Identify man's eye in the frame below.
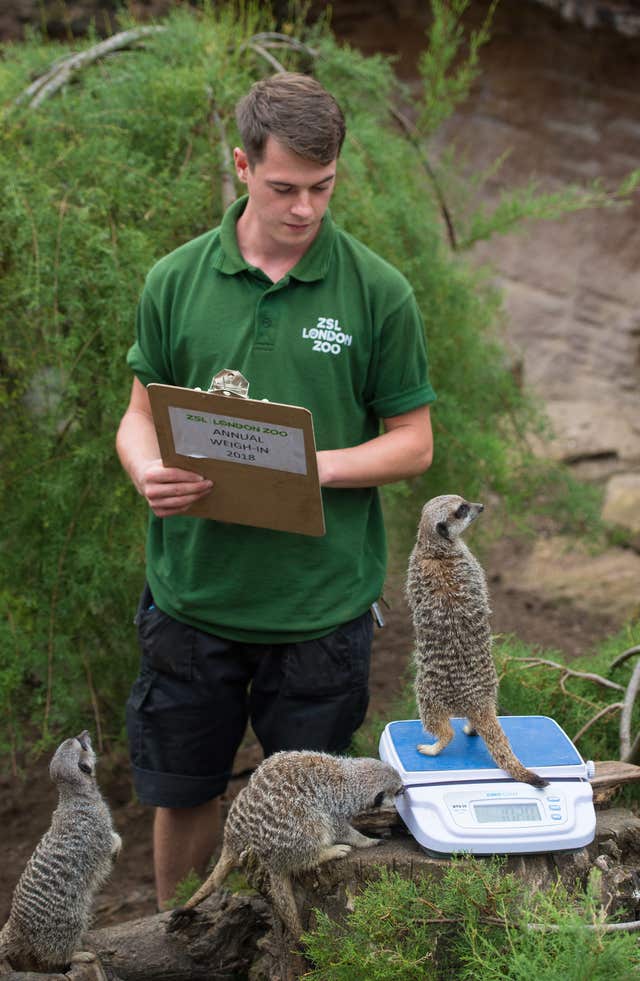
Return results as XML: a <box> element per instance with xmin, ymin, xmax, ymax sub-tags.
<box><xmin>271</xmin><ymin>186</ymin><xmax>292</xmax><ymax>194</ymax></box>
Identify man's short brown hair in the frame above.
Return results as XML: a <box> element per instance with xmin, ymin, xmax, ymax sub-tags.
<box><xmin>235</xmin><ymin>72</ymin><xmax>346</xmax><ymax>167</ymax></box>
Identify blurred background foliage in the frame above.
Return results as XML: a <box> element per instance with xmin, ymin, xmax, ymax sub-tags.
<box><xmin>1</xmin><ymin>1</ymin><xmax>636</xmax><ymax>758</ymax></box>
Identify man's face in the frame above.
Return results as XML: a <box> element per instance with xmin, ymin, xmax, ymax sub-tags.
<box><xmin>234</xmin><ymin>136</ymin><xmax>337</xmax><ymax>249</ymax></box>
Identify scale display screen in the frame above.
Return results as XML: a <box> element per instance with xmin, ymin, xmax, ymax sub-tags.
<box><xmin>473</xmin><ymin>802</ymin><xmax>542</xmax><ymax>824</ymax></box>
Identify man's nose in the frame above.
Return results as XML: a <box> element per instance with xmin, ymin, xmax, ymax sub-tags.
<box><xmin>291</xmin><ymin>192</ymin><xmax>313</xmax><ymax>218</ymax></box>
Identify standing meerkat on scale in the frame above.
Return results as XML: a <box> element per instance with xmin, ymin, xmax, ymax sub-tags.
<box><xmin>407</xmin><ymin>495</ymin><xmax>548</xmax><ymax>789</ymax></box>
<box><xmin>0</xmin><ymin>731</ymin><xmax>122</xmax><ymax>974</ymax></box>
<box><xmin>169</xmin><ymin>750</ymin><xmax>403</xmax><ymax>938</ymax></box>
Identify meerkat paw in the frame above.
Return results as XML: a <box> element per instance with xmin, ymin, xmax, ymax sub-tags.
<box><xmin>338</xmin><ymin>824</ymin><xmax>382</xmax><ymax>849</ymax></box>
<box><xmin>71</xmin><ymin>951</ymin><xmax>97</xmax><ymax>963</ymax></box>
<box><xmin>110</xmin><ymin>832</ymin><xmax>123</xmax><ymax>863</ymax></box>
<box><xmin>317</xmin><ymin>843</ymin><xmax>352</xmax><ymax>865</ymax></box>
<box><xmin>417</xmin><ymin>742</ymin><xmax>442</xmax><ymax>756</ymax></box>
<box><xmin>67</xmin><ymin>953</ymin><xmax>107</xmax><ymax>981</ymax></box>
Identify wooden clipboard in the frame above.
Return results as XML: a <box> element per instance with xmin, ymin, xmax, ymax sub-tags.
<box><xmin>148</xmin><ymin>382</ymin><xmax>325</xmax><ymax>537</ymax></box>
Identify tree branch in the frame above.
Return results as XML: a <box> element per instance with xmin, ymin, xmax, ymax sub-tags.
<box><xmin>610</xmin><ymin>644</ymin><xmax>640</xmax><ymax>671</ymax></box>
<box><xmin>620</xmin><ymin>657</ymin><xmax>640</xmax><ymax>761</ymax></box>
<box><xmin>572</xmin><ymin>703</ymin><xmax>623</xmax><ymax>744</ymax></box>
<box><xmin>513</xmin><ymin>657</ymin><xmax>626</xmax><ymax>692</ymax></box>
<box><xmin>18</xmin><ymin>27</ymin><xmax>167</xmax><ymax>108</ymax></box>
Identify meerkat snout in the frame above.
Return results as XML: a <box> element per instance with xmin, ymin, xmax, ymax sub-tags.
<box><xmin>418</xmin><ymin>495</ymin><xmax>484</xmax><ymax>545</ymax></box>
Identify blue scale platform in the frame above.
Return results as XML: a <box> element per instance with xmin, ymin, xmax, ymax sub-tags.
<box><xmin>386</xmin><ymin>716</ymin><xmax>583</xmax><ymax>777</ymax></box>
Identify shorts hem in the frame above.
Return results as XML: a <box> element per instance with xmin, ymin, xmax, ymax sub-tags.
<box><xmin>130</xmin><ymin>764</ymin><xmax>228</xmax><ymax>808</ymax></box>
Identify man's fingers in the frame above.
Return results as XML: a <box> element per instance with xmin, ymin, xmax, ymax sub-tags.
<box><xmin>146</xmin><ymin>464</ymin><xmax>210</xmax><ymax>484</ymax></box>
<box><xmin>151</xmin><ymin>493</ymin><xmax>210</xmax><ymax>517</ymax></box>
<box><xmin>148</xmin><ymin>479</ymin><xmax>212</xmax><ymax>501</ymax></box>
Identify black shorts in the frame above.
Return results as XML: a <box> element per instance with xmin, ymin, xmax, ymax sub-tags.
<box><xmin>126</xmin><ymin>587</ymin><xmax>373</xmax><ymax>808</ymax></box>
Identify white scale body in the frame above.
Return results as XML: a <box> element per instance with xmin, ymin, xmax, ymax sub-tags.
<box><xmin>379</xmin><ymin>716</ymin><xmax>596</xmax><ymax>855</ymax></box>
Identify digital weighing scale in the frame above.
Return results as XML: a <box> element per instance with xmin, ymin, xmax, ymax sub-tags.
<box><xmin>379</xmin><ymin>716</ymin><xmax>596</xmax><ymax>855</ymax></box>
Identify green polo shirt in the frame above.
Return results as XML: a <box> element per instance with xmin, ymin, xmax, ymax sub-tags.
<box><xmin>127</xmin><ymin>196</ymin><xmax>436</xmax><ymax>642</ymax></box>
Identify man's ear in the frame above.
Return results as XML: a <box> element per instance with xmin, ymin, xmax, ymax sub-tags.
<box><xmin>234</xmin><ymin>147</ymin><xmax>250</xmax><ymax>183</ymax></box>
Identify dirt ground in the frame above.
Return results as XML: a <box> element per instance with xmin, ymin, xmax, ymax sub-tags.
<box><xmin>0</xmin><ymin>536</ymin><xmax>621</xmax><ymax>932</ymax></box>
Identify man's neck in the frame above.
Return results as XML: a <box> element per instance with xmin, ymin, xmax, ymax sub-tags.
<box><xmin>235</xmin><ymin>209</ymin><xmax>318</xmax><ymax>283</ymax></box>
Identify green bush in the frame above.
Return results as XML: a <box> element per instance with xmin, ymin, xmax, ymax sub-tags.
<box><xmin>1</xmin><ymin>2</ymin><xmax>635</xmax><ymax>755</ymax></box>
<box><xmin>301</xmin><ymin>859</ymin><xmax>640</xmax><ymax>979</ymax></box>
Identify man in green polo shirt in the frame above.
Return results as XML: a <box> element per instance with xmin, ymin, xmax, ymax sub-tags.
<box><xmin>116</xmin><ymin>72</ymin><xmax>435</xmax><ymax>907</ymax></box>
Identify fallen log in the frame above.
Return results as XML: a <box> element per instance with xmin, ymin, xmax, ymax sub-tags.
<box><xmin>87</xmin><ymin>890</ymin><xmax>273</xmax><ymax>981</ymax></box>
<box><xmin>79</xmin><ymin>803</ymin><xmax>640</xmax><ymax>981</ymax></box>
<box><xmin>592</xmin><ymin>760</ymin><xmax>640</xmax><ymax>804</ymax></box>
<box><xmin>76</xmin><ymin>793</ymin><xmax>640</xmax><ymax>981</ymax></box>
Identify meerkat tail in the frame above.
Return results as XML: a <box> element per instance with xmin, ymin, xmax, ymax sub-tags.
<box><xmin>470</xmin><ymin>711</ymin><xmax>548</xmax><ymax>788</ymax></box>
<box><xmin>182</xmin><ymin>843</ymin><xmax>238</xmax><ymax>911</ymax></box>
<box><xmin>167</xmin><ymin>843</ymin><xmax>239</xmax><ymax>932</ymax></box>
<box><xmin>268</xmin><ymin>871</ymin><xmax>303</xmax><ymax>939</ymax></box>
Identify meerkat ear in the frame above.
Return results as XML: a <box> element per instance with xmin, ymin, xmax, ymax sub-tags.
<box><xmin>436</xmin><ymin>521</ymin><xmax>450</xmax><ymax>540</ymax></box>
<box><xmin>78</xmin><ymin>762</ymin><xmax>92</xmax><ymax>775</ymax></box>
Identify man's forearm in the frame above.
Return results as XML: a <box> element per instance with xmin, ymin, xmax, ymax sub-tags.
<box><xmin>116</xmin><ymin>408</ymin><xmax>163</xmax><ymax>494</ymax></box>
<box><xmin>317</xmin><ymin>410</ymin><xmax>433</xmax><ymax>488</ymax></box>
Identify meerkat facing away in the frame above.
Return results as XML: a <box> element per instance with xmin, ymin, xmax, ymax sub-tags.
<box><xmin>168</xmin><ymin>750</ymin><xmax>403</xmax><ymax>938</ymax></box>
<box><xmin>407</xmin><ymin>495</ymin><xmax>548</xmax><ymax>789</ymax></box>
<box><xmin>0</xmin><ymin>731</ymin><xmax>122</xmax><ymax>973</ymax></box>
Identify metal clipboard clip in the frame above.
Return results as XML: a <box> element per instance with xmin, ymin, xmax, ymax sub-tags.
<box><xmin>207</xmin><ymin>369</ymin><xmax>250</xmax><ymax>399</ymax></box>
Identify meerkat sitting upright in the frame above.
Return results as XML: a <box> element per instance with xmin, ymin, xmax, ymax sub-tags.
<box><xmin>0</xmin><ymin>731</ymin><xmax>122</xmax><ymax>973</ymax></box>
<box><xmin>168</xmin><ymin>750</ymin><xmax>403</xmax><ymax>938</ymax></box>
<box><xmin>407</xmin><ymin>495</ymin><xmax>547</xmax><ymax>789</ymax></box>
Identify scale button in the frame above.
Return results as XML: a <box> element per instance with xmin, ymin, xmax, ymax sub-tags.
<box><xmin>547</xmin><ymin>796</ymin><xmax>561</xmax><ymax>802</ymax></box>
<box><xmin>551</xmin><ymin>814</ymin><xmax>563</xmax><ymax>821</ymax></box>
<box><xmin>549</xmin><ymin>804</ymin><xmax>561</xmax><ymax>812</ymax></box>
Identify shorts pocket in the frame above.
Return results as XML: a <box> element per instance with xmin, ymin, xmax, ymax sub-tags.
<box><xmin>281</xmin><ymin>612</ymin><xmax>373</xmax><ymax>698</ymax></box>
<box><xmin>127</xmin><ymin>672</ymin><xmax>154</xmax><ymax>712</ymax></box>
<box><xmin>137</xmin><ymin>606</ymin><xmax>194</xmax><ymax>682</ymax></box>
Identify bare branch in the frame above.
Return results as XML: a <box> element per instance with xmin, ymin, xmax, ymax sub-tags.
<box><xmin>610</xmin><ymin>644</ymin><xmax>640</xmax><ymax>671</ymax></box>
<box><xmin>620</xmin><ymin>657</ymin><xmax>640</xmax><ymax>760</ymax></box>
<box><xmin>248</xmin><ymin>32</ymin><xmax>319</xmax><ymax>56</ymax></box>
<box><xmin>513</xmin><ymin>657</ymin><xmax>626</xmax><ymax>692</ymax></box>
<box><xmin>572</xmin><ymin>703</ymin><xmax>623</xmax><ymax>744</ymax></box>
<box><xmin>528</xmin><ymin>918</ymin><xmax>640</xmax><ymax>934</ymax></box>
<box><xmin>207</xmin><ymin>100</ymin><xmax>237</xmax><ymax>212</ymax></box>
<box><xmin>82</xmin><ymin>648</ymin><xmax>104</xmax><ymax>753</ymax></box>
<box><xmin>389</xmin><ymin>106</ymin><xmax>458</xmax><ymax>251</ymax></box>
<box><xmin>18</xmin><ymin>26</ymin><xmax>167</xmax><ymax>108</ymax></box>
<box><xmin>242</xmin><ymin>42</ymin><xmax>287</xmax><ymax>74</ymax></box>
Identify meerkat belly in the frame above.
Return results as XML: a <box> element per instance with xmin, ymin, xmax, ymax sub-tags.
<box><xmin>415</xmin><ymin>607</ymin><xmax>497</xmax><ymax>710</ymax></box>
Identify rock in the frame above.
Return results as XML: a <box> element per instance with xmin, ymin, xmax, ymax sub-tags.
<box><xmin>512</xmin><ymin>535</ymin><xmax>640</xmax><ymax>621</ymax></box>
<box><xmin>539</xmin><ymin>401</ymin><xmax>640</xmax><ymax>466</ymax></box>
<box><xmin>602</xmin><ymin>473</ymin><xmax>640</xmax><ymax>542</ymax></box>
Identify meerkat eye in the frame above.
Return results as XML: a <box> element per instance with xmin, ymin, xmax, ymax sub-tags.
<box><xmin>455</xmin><ymin>503</ymin><xmax>470</xmax><ymax>519</ymax></box>
<box><xmin>78</xmin><ymin>762</ymin><xmax>92</xmax><ymax>775</ymax></box>
<box><xmin>373</xmin><ymin>791</ymin><xmax>385</xmax><ymax>808</ymax></box>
